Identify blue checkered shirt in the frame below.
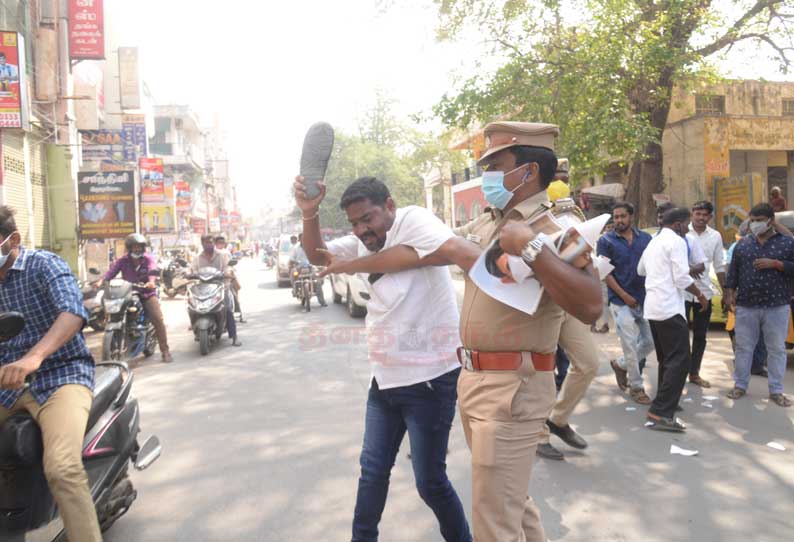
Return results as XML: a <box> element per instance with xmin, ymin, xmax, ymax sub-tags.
<box><xmin>0</xmin><ymin>248</ymin><xmax>95</xmax><ymax>407</ymax></box>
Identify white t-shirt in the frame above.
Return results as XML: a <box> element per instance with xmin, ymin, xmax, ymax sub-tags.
<box><xmin>638</xmin><ymin>227</ymin><xmax>694</xmax><ymax>321</ymax></box>
<box><xmin>326</xmin><ymin>206</ymin><xmax>460</xmax><ymax>389</ymax></box>
<box><xmin>685</xmin><ymin>224</ymin><xmax>726</xmax><ymax>301</ymax></box>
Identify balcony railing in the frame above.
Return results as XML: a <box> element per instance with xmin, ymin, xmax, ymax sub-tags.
<box><xmin>451</xmin><ymin>164</ymin><xmax>483</xmax><ymax>185</ymax></box>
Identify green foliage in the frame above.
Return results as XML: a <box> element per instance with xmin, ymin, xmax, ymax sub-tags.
<box><xmin>432</xmin><ymin>0</ymin><xmax>794</xmax><ymax>180</ymax></box>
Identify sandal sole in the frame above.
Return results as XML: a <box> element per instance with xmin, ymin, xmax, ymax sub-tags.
<box><xmin>300</xmin><ymin>122</ymin><xmax>335</xmax><ymax>199</ymax></box>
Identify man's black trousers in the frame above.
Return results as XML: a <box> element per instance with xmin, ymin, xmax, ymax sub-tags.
<box><xmin>649</xmin><ymin>315</ymin><xmax>691</xmax><ymax>418</ymax></box>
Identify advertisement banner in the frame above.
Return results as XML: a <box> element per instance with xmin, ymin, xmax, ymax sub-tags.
<box><xmin>68</xmin><ymin>0</ymin><xmax>105</xmax><ymax>60</ymax></box>
<box><xmin>0</xmin><ymin>32</ymin><xmax>26</xmax><ymax>129</ymax></box>
<box><xmin>140</xmin><ymin>157</ymin><xmax>165</xmax><ymax>202</ymax></box>
<box><xmin>81</xmin><ymin>130</ymin><xmax>124</xmax><ymax>162</ymax></box>
<box><xmin>118</xmin><ymin>46</ymin><xmax>140</xmax><ymax>109</ymax></box>
<box><xmin>77</xmin><ymin>170</ymin><xmax>135</xmax><ymax>239</ymax></box>
<box><xmin>192</xmin><ymin>218</ymin><xmax>207</xmax><ymax>234</ymax></box>
<box><xmin>714</xmin><ymin>173</ymin><xmax>767</xmax><ymax>244</ymax></box>
<box><xmin>220</xmin><ymin>210</ymin><xmax>230</xmax><ymax>229</ymax></box>
<box><xmin>175</xmin><ymin>179</ymin><xmax>191</xmax><ymax>211</ymax></box>
<box><xmin>209</xmin><ymin>217</ymin><xmax>221</xmax><ymax>232</ymax></box>
<box><xmin>121</xmin><ymin>113</ymin><xmax>147</xmax><ymax>161</ymax></box>
<box><xmin>230</xmin><ymin>211</ymin><xmax>242</xmax><ymax>229</ymax></box>
<box><xmin>141</xmin><ymin>202</ymin><xmax>176</xmax><ymax>234</ymax></box>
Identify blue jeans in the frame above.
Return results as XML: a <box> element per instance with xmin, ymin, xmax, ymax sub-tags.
<box><xmin>352</xmin><ymin>369</ymin><xmax>471</xmax><ymax>542</ymax></box>
<box><xmin>734</xmin><ymin>305</ymin><xmax>788</xmax><ymax>394</ymax></box>
<box><xmin>611</xmin><ymin>303</ymin><xmax>656</xmax><ymax>390</ymax></box>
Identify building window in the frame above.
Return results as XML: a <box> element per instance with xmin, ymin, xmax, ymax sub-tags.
<box><xmin>456</xmin><ymin>203</ymin><xmax>468</xmax><ymax>227</ymax></box>
<box><xmin>471</xmin><ymin>201</ymin><xmax>482</xmax><ymax>218</ymax></box>
<box><xmin>783</xmin><ymin>99</ymin><xmax>794</xmax><ymax>116</ymax></box>
<box><xmin>695</xmin><ymin>95</ymin><xmax>726</xmax><ymax>115</ymax></box>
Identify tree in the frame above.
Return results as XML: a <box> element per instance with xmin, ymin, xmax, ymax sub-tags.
<box><xmin>432</xmin><ymin>0</ymin><xmax>794</xmax><ymax>224</ymax></box>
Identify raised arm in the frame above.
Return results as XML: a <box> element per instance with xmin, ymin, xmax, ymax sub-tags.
<box><xmin>293</xmin><ymin>175</ymin><xmax>329</xmax><ymax>265</ymax></box>
<box><xmin>498</xmin><ymin>221</ymin><xmax>602</xmax><ymax>324</ymax></box>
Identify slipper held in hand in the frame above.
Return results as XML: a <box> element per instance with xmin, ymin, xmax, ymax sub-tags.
<box><xmin>300</xmin><ymin>122</ymin><xmax>335</xmax><ymax>199</ymax></box>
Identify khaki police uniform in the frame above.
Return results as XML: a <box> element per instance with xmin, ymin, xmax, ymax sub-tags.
<box><xmin>453</xmin><ymin>121</ymin><xmax>564</xmax><ymax>542</ymax></box>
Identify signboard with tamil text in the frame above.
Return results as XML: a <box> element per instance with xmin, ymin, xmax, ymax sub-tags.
<box><xmin>0</xmin><ymin>32</ymin><xmax>28</xmax><ymax>129</ymax></box>
<box><xmin>69</xmin><ymin>0</ymin><xmax>105</xmax><ymax>60</ymax></box>
<box><xmin>77</xmin><ymin>170</ymin><xmax>135</xmax><ymax>239</ymax></box>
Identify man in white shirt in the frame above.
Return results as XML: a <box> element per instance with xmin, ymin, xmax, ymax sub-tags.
<box><xmin>685</xmin><ymin>201</ymin><xmax>726</xmax><ymax>388</ymax></box>
<box><xmin>638</xmin><ymin>207</ymin><xmax>709</xmax><ymax>432</ymax></box>
<box><xmin>294</xmin><ymin>175</ymin><xmax>480</xmax><ymax>542</ymax></box>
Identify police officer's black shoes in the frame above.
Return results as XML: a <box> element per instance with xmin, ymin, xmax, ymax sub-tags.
<box><xmin>546</xmin><ymin>420</ymin><xmax>588</xmax><ymax>449</ymax></box>
<box><xmin>536</xmin><ymin>443</ymin><xmax>564</xmax><ymax>460</ymax></box>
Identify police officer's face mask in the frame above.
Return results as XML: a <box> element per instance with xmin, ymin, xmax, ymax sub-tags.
<box><xmin>481</xmin><ymin>163</ymin><xmax>531</xmax><ymax>210</ymax></box>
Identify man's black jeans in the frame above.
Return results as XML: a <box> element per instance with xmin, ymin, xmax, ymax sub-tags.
<box><xmin>649</xmin><ymin>315</ymin><xmax>691</xmax><ymax>418</ymax></box>
<box><xmin>685</xmin><ymin>300</ymin><xmax>712</xmax><ymax>376</ymax></box>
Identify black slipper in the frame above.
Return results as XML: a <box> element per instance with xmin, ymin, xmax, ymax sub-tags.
<box><xmin>646</xmin><ymin>415</ymin><xmax>686</xmax><ymax>432</ymax></box>
<box><xmin>300</xmin><ymin>122</ymin><xmax>335</xmax><ymax>199</ymax></box>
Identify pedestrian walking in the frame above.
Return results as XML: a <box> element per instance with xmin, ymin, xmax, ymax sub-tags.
<box><xmin>294</xmin><ymin>175</ymin><xmax>479</xmax><ymax>542</ymax></box>
<box><xmin>685</xmin><ymin>201</ymin><xmax>726</xmax><ymax>388</ymax></box>
<box><xmin>638</xmin><ymin>207</ymin><xmax>709</xmax><ymax>431</ymax></box>
<box><xmin>597</xmin><ymin>202</ymin><xmax>656</xmax><ymax>404</ymax></box>
<box><xmin>724</xmin><ymin>203</ymin><xmax>794</xmax><ymax>407</ymax></box>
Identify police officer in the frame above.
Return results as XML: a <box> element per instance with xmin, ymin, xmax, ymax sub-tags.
<box><xmin>454</xmin><ymin>122</ymin><xmax>602</xmax><ymax>541</ymax></box>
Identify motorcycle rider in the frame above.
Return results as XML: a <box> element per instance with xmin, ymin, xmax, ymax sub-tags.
<box><xmin>192</xmin><ymin>234</ymin><xmax>241</xmax><ymax>346</ymax></box>
<box><xmin>215</xmin><ymin>235</ymin><xmax>245</xmax><ymax>323</ymax></box>
<box><xmin>96</xmin><ymin>233</ymin><xmax>173</xmax><ymax>363</ymax></box>
<box><xmin>290</xmin><ymin>233</ymin><xmax>327</xmax><ymax>307</ymax></box>
<box><xmin>0</xmin><ymin>205</ymin><xmax>103</xmax><ymax>542</ymax></box>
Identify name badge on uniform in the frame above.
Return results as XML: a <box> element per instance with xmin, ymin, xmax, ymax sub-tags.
<box><xmin>465</xmin><ymin>233</ymin><xmax>482</xmax><ymax>244</ymax></box>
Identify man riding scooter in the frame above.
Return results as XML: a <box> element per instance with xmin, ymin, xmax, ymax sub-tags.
<box><xmin>192</xmin><ymin>234</ymin><xmax>241</xmax><ymax>346</ymax></box>
<box><xmin>0</xmin><ymin>205</ymin><xmax>103</xmax><ymax>542</ymax></box>
<box><xmin>95</xmin><ymin>233</ymin><xmax>173</xmax><ymax>363</ymax></box>
<box><xmin>289</xmin><ymin>233</ymin><xmax>327</xmax><ymax>307</ymax></box>
<box><xmin>215</xmin><ymin>235</ymin><xmax>245</xmax><ymax>323</ymax></box>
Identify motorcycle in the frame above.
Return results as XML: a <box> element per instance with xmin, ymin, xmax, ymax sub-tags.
<box><xmin>161</xmin><ymin>255</ymin><xmax>191</xmax><ymax>298</ymax></box>
<box><xmin>0</xmin><ymin>311</ymin><xmax>162</xmax><ymax>541</ymax></box>
<box><xmin>186</xmin><ymin>266</ymin><xmax>228</xmax><ymax>355</ymax></box>
<box><xmin>291</xmin><ymin>264</ymin><xmax>322</xmax><ymax>312</ymax></box>
<box><xmin>79</xmin><ymin>268</ymin><xmax>105</xmax><ymax>332</ymax></box>
<box><xmin>100</xmin><ymin>279</ymin><xmax>158</xmax><ymax>361</ymax></box>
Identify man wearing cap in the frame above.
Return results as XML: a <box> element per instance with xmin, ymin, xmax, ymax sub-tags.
<box><xmin>454</xmin><ymin>121</ymin><xmax>601</xmax><ymax>541</ymax></box>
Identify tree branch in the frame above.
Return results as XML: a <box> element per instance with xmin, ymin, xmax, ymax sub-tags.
<box><xmin>695</xmin><ymin>0</ymin><xmax>785</xmax><ymax>57</ymax></box>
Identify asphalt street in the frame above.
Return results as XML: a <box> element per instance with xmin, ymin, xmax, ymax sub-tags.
<box><xmin>100</xmin><ymin>258</ymin><xmax>794</xmax><ymax>542</ymax></box>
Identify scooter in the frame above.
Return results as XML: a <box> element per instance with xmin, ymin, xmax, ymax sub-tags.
<box><xmin>186</xmin><ymin>267</ymin><xmax>228</xmax><ymax>355</ymax></box>
<box><xmin>161</xmin><ymin>254</ymin><xmax>191</xmax><ymax>298</ymax></box>
<box><xmin>100</xmin><ymin>279</ymin><xmax>157</xmax><ymax>361</ymax></box>
<box><xmin>0</xmin><ymin>311</ymin><xmax>162</xmax><ymax>541</ymax></box>
<box><xmin>79</xmin><ymin>268</ymin><xmax>105</xmax><ymax>332</ymax></box>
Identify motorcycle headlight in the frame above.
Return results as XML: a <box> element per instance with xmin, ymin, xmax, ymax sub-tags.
<box><xmin>103</xmin><ymin>298</ymin><xmax>125</xmax><ymax>314</ymax></box>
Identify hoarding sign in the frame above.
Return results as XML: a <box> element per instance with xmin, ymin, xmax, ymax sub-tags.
<box><xmin>140</xmin><ymin>157</ymin><xmax>164</xmax><ymax>202</ymax></box>
<box><xmin>81</xmin><ymin>129</ymin><xmax>124</xmax><ymax>162</ymax></box>
<box><xmin>175</xmin><ymin>178</ymin><xmax>191</xmax><ymax>211</ymax></box>
<box><xmin>141</xmin><ymin>202</ymin><xmax>176</xmax><ymax>234</ymax></box>
<box><xmin>713</xmin><ymin>173</ymin><xmax>767</xmax><ymax>244</ymax></box>
<box><xmin>68</xmin><ymin>0</ymin><xmax>105</xmax><ymax>60</ymax></box>
<box><xmin>192</xmin><ymin>218</ymin><xmax>207</xmax><ymax>234</ymax></box>
<box><xmin>0</xmin><ymin>32</ymin><xmax>27</xmax><ymax>129</ymax></box>
<box><xmin>121</xmin><ymin>113</ymin><xmax>146</xmax><ymax>161</ymax></box>
<box><xmin>118</xmin><ymin>46</ymin><xmax>140</xmax><ymax>109</ymax></box>
<box><xmin>77</xmin><ymin>170</ymin><xmax>135</xmax><ymax>239</ymax></box>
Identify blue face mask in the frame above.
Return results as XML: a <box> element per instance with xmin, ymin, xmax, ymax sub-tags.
<box><xmin>481</xmin><ymin>164</ymin><xmax>530</xmax><ymax>210</ymax></box>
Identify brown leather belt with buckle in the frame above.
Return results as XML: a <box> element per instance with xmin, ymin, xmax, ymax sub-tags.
<box><xmin>456</xmin><ymin>347</ymin><xmax>555</xmax><ymax>372</ymax></box>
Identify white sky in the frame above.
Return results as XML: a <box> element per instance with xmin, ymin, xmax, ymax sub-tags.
<box><xmin>106</xmin><ymin>0</ymin><xmax>792</xmax><ymax>217</ymax></box>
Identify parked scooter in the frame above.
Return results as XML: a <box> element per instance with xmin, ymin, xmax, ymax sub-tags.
<box><xmin>186</xmin><ymin>266</ymin><xmax>228</xmax><ymax>355</ymax></box>
<box><xmin>79</xmin><ymin>267</ymin><xmax>105</xmax><ymax>331</ymax></box>
<box><xmin>291</xmin><ymin>264</ymin><xmax>323</xmax><ymax>312</ymax></box>
<box><xmin>161</xmin><ymin>254</ymin><xmax>191</xmax><ymax>298</ymax></box>
<box><xmin>0</xmin><ymin>311</ymin><xmax>162</xmax><ymax>541</ymax></box>
<box><xmin>100</xmin><ymin>279</ymin><xmax>157</xmax><ymax>361</ymax></box>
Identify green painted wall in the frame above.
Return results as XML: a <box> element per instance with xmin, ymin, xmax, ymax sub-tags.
<box><xmin>46</xmin><ymin>144</ymin><xmax>79</xmax><ymax>272</ymax></box>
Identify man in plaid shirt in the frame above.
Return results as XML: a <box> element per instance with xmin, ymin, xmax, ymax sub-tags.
<box><xmin>0</xmin><ymin>206</ymin><xmax>101</xmax><ymax>541</ymax></box>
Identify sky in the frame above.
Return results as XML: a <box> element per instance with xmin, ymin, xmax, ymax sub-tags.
<box><xmin>106</xmin><ymin>0</ymin><xmax>793</xmax><ymax>217</ymax></box>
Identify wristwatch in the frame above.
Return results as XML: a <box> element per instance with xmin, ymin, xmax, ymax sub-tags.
<box><xmin>521</xmin><ymin>237</ymin><xmax>546</xmax><ymax>266</ymax></box>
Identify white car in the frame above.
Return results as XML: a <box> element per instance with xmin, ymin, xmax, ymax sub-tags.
<box><xmin>329</xmin><ymin>273</ymin><xmax>368</xmax><ymax>318</ymax></box>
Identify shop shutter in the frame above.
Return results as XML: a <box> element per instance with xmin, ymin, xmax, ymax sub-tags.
<box><xmin>2</xmin><ymin>132</ymin><xmax>30</xmax><ymax>245</ymax></box>
<box><xmin>29</xmin><ymin>138</ymin><xmax>50</xmax><ymax>248</ymax></box>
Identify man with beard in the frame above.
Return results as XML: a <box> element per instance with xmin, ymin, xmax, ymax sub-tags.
<box><xmin>598</xmin><ymin>202</ymin><xmax>656</xmax><ymax>404</ymax></box>
<box><xmin>294</xmin><ymin>175</ymin><xmax>479</xmax><ymax>542</ymax></box>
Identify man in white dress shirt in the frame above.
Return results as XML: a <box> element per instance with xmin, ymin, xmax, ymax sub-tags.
<box><xmin>294</xmin><ymin>175</ymin><xmax>480</xmax><ymax>542</ymax></box>
<box><xmin>685</xmin><ymin>201</ymin><xmax>726</xmax><ymax>388</ymax></box>
<box><xmin>638</xmin><ymin>207</ymin><xmax>709</xmax><ymax>432</ymax></box>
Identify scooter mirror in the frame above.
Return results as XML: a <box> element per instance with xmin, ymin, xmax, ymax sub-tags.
<box><xmin>0</xmin><ymin>312</ymin><xmax>25</xmax><ymax>342</ymax></box>
<box><xmin>228</xmin><ymin>259</ymin><xmax>238</xmax><ymax>267</ymax></box>
<box><xmin>88</xmin><ymin>267</ymin><xmax>101</xmax><ymax>275</ymax></box>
